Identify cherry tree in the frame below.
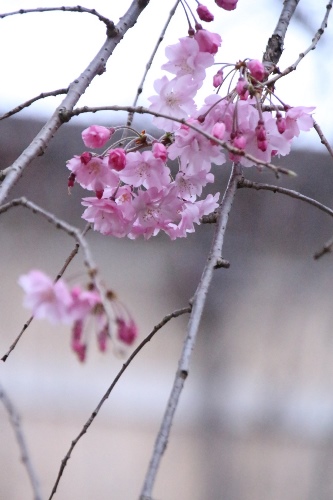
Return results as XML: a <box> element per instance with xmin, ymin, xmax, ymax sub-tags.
<box><xmin>0</xmin><ymin>0</ymin><xmax>333</xmax><ymax>498</ymax></box>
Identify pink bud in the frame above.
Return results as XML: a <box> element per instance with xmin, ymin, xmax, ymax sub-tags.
<box><xmin>213</xmin><ymin>69</ymin><xmax>223</xmax><ymax>88</ymax></box>
<box><xmin>215</xmin><ymin>0</ymin><xmax>238</xmax><ymax>10</ymax></box>
<box><xmin>233</xmin><ymin>134</ymin><xmax>246</xmax><ymax>149</ymax></box>
<box><xmin>117</xmin><ymin>318</ymin><xmax>138</xmax><ymax>345</ymax></box>
<box><xmin>255</xmin><ymin>120</ymin><xmax>266</xmax><ymax>141</ymax></box>
<box><xmin>276</xmin><ymin>113</ymin><xmax>286</xmax><ymax>134</ymax></box>
<box><xmin>236</xmin><ymin>77</ymin><xmax>249</xmax><ymax>100</ymax></box>
<box><xmin>108</xmin><ymin>148</ymin><xmax>127</xmax><ymax>171</ymax></box>
<box><xmin>257</xmin><ymin>139</ymin><xmax>268</xmax><ymax>152</ymax></box>
<box><xmin>80</xmin><ymin>152</ymin><xmax>92</xmax><ymax>165</ymax></box>
<box><xmin>197</xmin><ymin>4</ymin><xmax>214</xmax><ymax>22</ymax></box>
<box><xmin>247</xmin><ymin>59</ymin><xmax>265</xmax><ymax>82</ymax></box>
<box><xmin>212</xmin><ymin>122</ymin><xmax>226</xmax><ymax>140</ymax></box>
<box><xmin>97</xmin><ymin>325</ymin><xmax>108</xmax><ymax>352</ymax></box>
<box><xmin>82</xmin><ymin>125</ymin><xmax>112</xmax><ymax>149</ymax></box>
<box><xmin>152</xmin><ymin>142</ymin><xmax>168</xmax><ymax>162</ymax></box>
<box><xmin>68</xmin><ymin>172</ymin><xmax>75</xmax><ymax>188</ymax></box>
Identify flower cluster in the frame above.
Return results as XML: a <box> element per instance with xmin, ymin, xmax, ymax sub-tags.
<box><xmin>19</xmin><ymin>270</ymin><xmax>137</xmax><ymax>361</ymax></box>
<box><xmin>66</xmin><ymin>8</ymin><xmax>314</xmax><ymax>242</ymax></box>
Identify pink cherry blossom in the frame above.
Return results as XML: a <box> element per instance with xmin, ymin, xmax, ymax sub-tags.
<box><xmin>284</xmin><ymin>106</ymin><xmax>315</xmax><ymax>138</ymax></box>
<box><xmin>118</xmin><ymin>150</ymin><xmax>170</xmax><ymax>190</ymax></box>
<box><xmin>82</xmin><ymin>125</ymin><xmax>112</xmax><ymax>149</ymax></box>
<box><xmin>174</xmin><ymin>170</ymin><xmax>214</xmax><ymax>201</ymax></box>
<box><xmin>162</xmin><ymin>36</ymin><xmax>214</xmax><ymax>87</ymax></box>
<box><xmin>152</xmin><ymin>142</ymin><xmax>168</xmax><ymax>162</ymax></box>
<box><xmin>194</xmin><ymin>29</ymin><xmax>222</xmax><ymax>55</ymax></box>
<box><xmin>82</xmin><ymin>197</ymin><xmax>134</xmax><ymax>238</ymax></box>
<box><xmin>67</xmin><ymin>154</ymin><xmax>119</xmax><ymax>196</ymax></box>
<box><xmin>19</xmin><ymin>270</ymin><xmax>73</xmax><ymax>324</ymax></box>
<box><xmin>148</xmin><ymin>75</ymin><xmax>198</xmax><ymax>132</ymax></box>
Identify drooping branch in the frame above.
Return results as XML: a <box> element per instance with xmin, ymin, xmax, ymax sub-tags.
<box><xmin>0</xmin><ymin>0</ymin><xmax>150</xmax><ymax>204</ymax></box>
<box><xmin>238</xmin><ymin>179</ymin><xmax>333</xmax><ymax>219</ymax></box>
<box><xmin>140</xmin><ymin>163</ymin><xmax>243</xmax><ymax>499</ymax></box>
<box><xmin>0</xmin><ymin>383</ymin><xmax>42</xmax><ymax>500</ymax></box>
<box><xmin>48</xmin><ymin>305</ymin><xmax>191</xmax><ymax>500</ymax></box>
<box><xmin>263</xmin><ymin>0</ymin><xmax>300</xmax><ymax>71</ymax></box>
<box><xmin>0</xmin><ymin>6</ymin><xmax>114</xmax><ymax>31</ymax></box>
<box><xmin>313</xmin><ymin>120</ymin><xmax>333</xmax><ymax>160</ymax></box>
<box><xmin>314</xmin><ymin>236</ymin><xmax>333</xmax><ymax>260</ymax></box>
<box><xmin>0</xmin><ymin>88</ymin><xmax>68</xmax><ymax>122</ymax></box>
<box><xmin>266</xmin><ymin>0</ymin><xmax>333</xmax><ymax>86</ymax></box>
<box><xmin>65</xmin><ymin>104</ymin><xmax>296</xmax><ymax>177</ymax></box>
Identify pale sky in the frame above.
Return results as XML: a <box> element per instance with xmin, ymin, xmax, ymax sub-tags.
<box><xmin>0</xmin><ymin>0</ymin><xmax>332</xmax><ymax>151</ymax></box>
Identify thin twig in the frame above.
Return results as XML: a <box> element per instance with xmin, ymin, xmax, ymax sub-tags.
<box><xmin>0</xmin><ymin>88</ymin><xmax>68</xmax><ymax>121</ymax></box>
<box><xmin>127</xmin><ymin>0</ymin><xmax>180</xmax><ymax>127</ymax></box>
<box><xmin>263</xmin><ymin>0</ymin><xmax>300</xmax><ymax>71</ymax></box>
<box><xmin>0</xmin><ymin>383</ymin><xmax>42</xmax><ymax>500</ymax></box>
<box><xmin>0</xmin><ymin>6</ymin><xmax>114</xmax><ymax>31</ymax></box>
<box><xmin>48</xmin><ymin>305</ymin><xmax>191</xmax><ymax>500</ymax></box>
<box><xmin>314</xmin><ymin>236</ymin><xmax>333</xmax><ymax>260</ymax></box>
<box><xmin>313</xmin><ymin>120</ymin><xmax>333</xmax><ymax>160</ymax></box>
<box><xmin>266</xmin><ymin>0</ymin><xmax>333</xmax><ymax>86</ymax></box>
<box><xmin>67</xmin><ymin>104</ymin><xmax>296</xmax><ymax>177</ymax></box>
<box><xmin>238</xmin><ymin>179</ymin><xmax>333</xmax><ymax>218</ymax></box>
<box><xmin>140</xmin><ymin>164</ymin><xmax>242</xmax><ymax>498</ymax></box>
<box><xmin>1</xmin><ymin>223</ymin><xmax>91</xmax><ymax>362</ymax></box>
<box><xmin>0</xmin><ymin>0</ymin><xmax>150</xmax><ymax>205</ymax></box>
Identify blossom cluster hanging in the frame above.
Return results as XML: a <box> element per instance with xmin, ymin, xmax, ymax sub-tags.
<box><xmin>19</xmin><ymin>0</ymin><xmax>315</xmax><ymax>360</ymax></box>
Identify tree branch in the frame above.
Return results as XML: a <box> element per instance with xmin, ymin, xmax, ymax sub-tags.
<box><xmin>263</xmin><ymin>0</ymin><xmax>300</xmax><ymax>71</ymax></box>
<box><xmin>0</xmin><ymin>6</ymin><xmax>114</xmax><ymax>31</ymax></box>
<box><xmin>0</xmin><ymin>383</ymin><xmax>42</xmax><ymax>500</ymax></box>
<box><xmin>238</xmin><ymin>179</ymin><xmax>333</xmax><ymax>218</ymax></box>
<box><xmin>66</xmin><ymin>104</ymin><xmax>296</xmax><ymax>177</ymax></box>
<box><xmin>0</xmin><ymin>88</ymin><xmax>68</xmax><ymax>122</ymax></box>
<box><xmin>0</xmin><ymin>0</ymin><xmax>150</xmax><ymax>205</ymax></box>
<box><xmin>266</xmin><ymin>0</ymin><xmax>333</xmax><ymax>86</ymax></box>
<box><xmin>48</xmin><ymin>305</ymin><xmax>191</xmax><ymax>500</ymax></box>
<box><xmin>139</xmin><ymin>163</ymin><xmax>242</xmax><ymax>499</ymax></box>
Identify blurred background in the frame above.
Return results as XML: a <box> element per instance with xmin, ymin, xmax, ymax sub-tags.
<box><xmin>1</xmin><ymin>1</ymin><xmax>333</xmax><ymax>499</ymax></box>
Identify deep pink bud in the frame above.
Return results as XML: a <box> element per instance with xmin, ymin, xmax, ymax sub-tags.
<box><xmin>68</xmin><ymin>172</ymin><xmax>76</xmax><ymax>188</ymax></box>
<box><xmin>80</xmin><ymin>152</ymin><xmax>92</xmax><ymax>165</ymax></box>
<box><xmin>276</xmin><ymin>113</ymin><xmax>286</xmax><ymax>134</ymax></box>
<box><xmin>236</xmin><ymin>77</ymin><xmax>249</xmax><ymax>100</ymax></box>
<box><xmin>257</xmin><ymin>139</ymin><xmax>268</xmax><ymax>152</ymax></box>
<box><xmin>247</xmin><ymin>59</ymin><xmax>265</xmax><ymax>82</ymax></box>
<box><xmin>71</xmin><ymin>320</ymin><xmax>87</xmax><ymax>362</ymax></box>
<box><xmin>233</xmin><ymin>134</ymin><xmax>246</xmax><ymax>149</ymax></box>
<box><xmin>117</xmin><ymin>318</ymin><xmax>138</xmax><ymax>345</ymax></box>
<box><xmin>108</xmin><ymin>148</ymin><xmax>126</xmax><ymax>171</ymax></box>
<box><xmin>213</xmin><ymin>69</ymin><xmax>223</xmax><ymax>88</ymax></box>
<box><xmin>97</xmin><ymin>325</ymin><xmax>108</xmax><ymax>352</ymax></box>
<box><xmin>215</xmin><ymin>0</ymin><xmax>238</xmax><ymax>10</ymax></box>
<box><xmin>255</xmin><ymin>120</ymin><xmax>266</xmax><ymax>141</ymax></box>
<box><xmin>197</xmin><ymin>4</ymin><xmax>214</xmax><ymax>22</ymax></box>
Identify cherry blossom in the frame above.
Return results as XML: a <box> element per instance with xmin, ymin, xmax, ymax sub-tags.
<box><xmin>81</xmin><ymin>125</ymin><xmax>113</xmax><ymax>149</ymax></box>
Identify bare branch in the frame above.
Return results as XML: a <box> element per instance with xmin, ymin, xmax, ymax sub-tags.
<box><xmin>263</xmin><ymin>0</ymin><xmax>301</xmax><ymax>71</ymax></box>
<box><xmin>266</xmin><ymin>0</ymin><xmax>333</xmax><ymax>85</ymax></box>
<box><xmin>314</xmin><ymin>236</ymin><xmax>333</xmax><ymax>260</ymax></box>
<box><xmin>0</xmin><ymin>0</ymin><xmax>150</xmax><ymax>205</ymax></box>
<box><xmin>313</xmin><ymin>120</ymin><xmax>333</xmax><ymax>160</ymax></box>
<box><xmin>48</xmin><ymin>305</ymin><xmax>191</xmax><ymax>500</ymax></box>
<box><xmin>0</xmin><ymin>6</ymin><xmax>114</xmax><ymax>31</ymax></box>
<box><xmin>127</xmin><ymin>0</ymin><xmax>180</xmax><ymax>127</ymax></box>
<box><xmin>238</xmin><ymin>179</ymin><xmax>333</xmax><ymax>218</ymax></box>
<box><xmin>0</xmin><ymin>88</ymin><xmax>68</xmax><ymax>122</ymax></box>
<box><xmin>67</xmin><ymin>104</ymin><xmax>296</xmax><ymax>177</ymax></box>
<box><xmin>0</xmin><ymin>383</ymin><xmax>42</xmax><ymax>500</ymax></box>
<box><xmin>140</xmin><ymin>163</ymin><xmax>242</xmax><ymax>498</ymax></box>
